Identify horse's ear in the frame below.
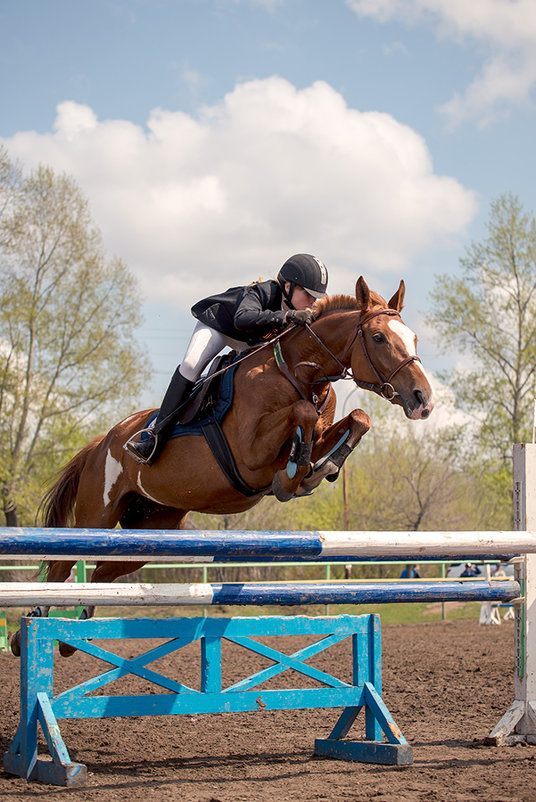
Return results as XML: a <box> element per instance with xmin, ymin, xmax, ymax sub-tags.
<box><xmin>388</xmin><ymin>280</ymin><xmax>405</xmax><ymax>312</ymax></box>
<box><xmin>355</xmin><ymin>276</ymin><xmax>371</xmax><ymax>311</ymax></box>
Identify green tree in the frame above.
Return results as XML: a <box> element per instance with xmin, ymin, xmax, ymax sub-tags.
<box><xmin>426</xmin><ymin>193</ymin><xmax>536</xmax><ymax>462</ymax></box>
<box><xmin>0</xmin><ymin>147</ymin><xmax>150</xmax><ymax>525</ymax></box>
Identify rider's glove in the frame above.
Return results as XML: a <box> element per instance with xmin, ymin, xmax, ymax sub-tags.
<box><xmin>285</xmin><ymin>308</ymin><xmax>315</xmax><ymax>326</ymax></box>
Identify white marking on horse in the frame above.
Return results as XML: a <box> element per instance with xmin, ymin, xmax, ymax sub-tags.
<box><xmin>103</xmin><ymin>449</ymin><xmax>123</xmax><ymax>507</ymax></box>
<box><xmin>388</xmin><ymin>320</ymin><xmax>417</xmax><ymax>355</ymax></box>
<box><xmin>388</xmin><ymin>319</ymin><xmax>429</xmax><ymax>379</ymax></box>
<box><xmin>137</xmin><ymin>471</ymin><xmax>163</xmax><ymax>505</ymax></box>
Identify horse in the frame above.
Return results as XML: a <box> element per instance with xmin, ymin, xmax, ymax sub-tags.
<box><xmin>11</xmin><ymin>276</ymin><xmax>434</xmax><ymax>656</ymax></box>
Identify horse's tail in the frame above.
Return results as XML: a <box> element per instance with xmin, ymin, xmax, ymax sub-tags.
<box><xmin>39</xmin><ymin>435</ymin><xmax>106</xmax><ymax>527</ymax></box>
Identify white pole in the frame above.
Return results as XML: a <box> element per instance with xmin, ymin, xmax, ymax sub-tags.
<box><xmin>489</xmin><ymin>443</ymin><xmax>536</xmax><ymax>744</ymax></box>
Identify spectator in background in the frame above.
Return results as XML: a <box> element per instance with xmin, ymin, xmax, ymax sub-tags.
<box><xmin>400</xmin><ymin>565</ymin><xmax>421</xmax><ymax>579</ymax></box>
<box><xmin>460</xmin><ymin>562</ymin><xmax>482</xmax><ymax>577</ymax></box>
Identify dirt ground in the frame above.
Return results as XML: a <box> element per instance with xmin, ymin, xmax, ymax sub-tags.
<box><xmin>0</xmin><ymin>615</ymin><xmax>535</xmax><ymax>802</ymax></box>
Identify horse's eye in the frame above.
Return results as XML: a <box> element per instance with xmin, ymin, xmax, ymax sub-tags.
<box><xmin>372</xmin><ymin>333</ymin><xmax>385</xmax><ymax>344</ymax></box>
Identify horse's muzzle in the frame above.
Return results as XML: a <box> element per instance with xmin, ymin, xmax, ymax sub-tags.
<box><xmin>404</xmin><ymin>389</ymin><xmax>435</xmax><ymax>420</ymax></box>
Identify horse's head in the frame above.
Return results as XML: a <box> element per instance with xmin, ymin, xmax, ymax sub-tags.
<box><xmin>346</xmin><ymin>276</ymin><xmax>434</xmax><ymax>420</ymax></box>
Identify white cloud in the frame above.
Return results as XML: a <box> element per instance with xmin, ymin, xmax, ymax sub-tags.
<box><xmin>1</xmin><ymin>78</ymin><xmax>475</xmax><ymax>309</ymax></box>
<box><xmin>347</xmin><ymin>0</ymin><xmax>536</xmax><ymax>126</ymax></box>
<box><xmin>335</xmin><ymin>370</ymin><xmax>475</xmax><ymax>435</ymax></box>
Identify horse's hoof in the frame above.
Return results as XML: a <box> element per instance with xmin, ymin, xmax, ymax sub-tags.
<box><xmin>10</xmin><ymin>629</ymin><xmax>21</xmax><ymax>657</ymax></box>
<box><xmin>271</xmin><ymin>473</ymin><xmax>295</xmax><ymax>502</ymax></box>
<box><xmin>58</xmin><ymin>641</ymin><xmax>77</xmax><ymax>657</ymax></box>
<box><xmin>325</xmin><ymin>466</ymin><xmax>340</xmax><ymax>482</ymax></box>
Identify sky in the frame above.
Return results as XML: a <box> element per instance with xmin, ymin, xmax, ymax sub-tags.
<box><xmin>1</xmin><ymin>0</ymin><xmax>535</xmax><ymax>409</ymax></box>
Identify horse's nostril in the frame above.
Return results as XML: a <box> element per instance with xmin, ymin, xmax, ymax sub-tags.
<box><xmin>414</xmin><ymin>390</ymin><xmax>424</xmax><ymax>406</ymax></box>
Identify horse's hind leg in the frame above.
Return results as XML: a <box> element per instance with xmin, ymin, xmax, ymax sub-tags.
<box><xmin>9</xmin><ymin>559</ymin><xmax>78</xmax><ymax>656</ymax></box>
<box><xmin>78</xmin><ymin>559</ymin><xmax>147</xmax><ymax>620</ymax></box>
<box><xmin>54</xmin><ymin>500</ymin><xmax>129</xmax><ymax>655</ymax></box>
<box><xmin>58</xmin><ymin>505</ymin><xmax>189</xmax><ymax>657</ymax></box>
<box><xmin>40</xmin><ymin>559</ymin><xmax>78</xmax><ymax>614</ymax></box>
<box><xmin>55</xmin><ymin>528</ymin><xmax>129</xmax><ymax>657</ymax></box>
<box><xmin>55</xmin><ymin>553</ymin><xmax>144</xmax><ymax>659</ymax></box>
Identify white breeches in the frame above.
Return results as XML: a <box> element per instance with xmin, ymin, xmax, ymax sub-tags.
<box><xmin>179</xmin><ymin>322</ymin><xmax>248</xmax><ymax>382</ymax></box>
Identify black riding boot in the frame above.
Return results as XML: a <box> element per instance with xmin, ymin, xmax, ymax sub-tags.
<box><xmin>126</xmin><ymin>368</ymin><xmax>194</xmax><ymax>464</ymax></box>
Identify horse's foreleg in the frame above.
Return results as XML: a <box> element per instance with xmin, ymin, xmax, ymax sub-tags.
<box><xmin>269</xmin><ymin>400</ymin><xmax>319</xmax><ymax>502</ymax></box>
<box><xmin>297</xmin><ymin>408</ymin><xmax>371</xmax><ymax>495</ymax></box>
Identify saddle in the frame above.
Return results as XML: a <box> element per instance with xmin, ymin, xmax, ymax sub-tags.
<box><xmin>143</xmin><ymin>351</ymin><xmax>267</xmax><ymax>498</ymax></box>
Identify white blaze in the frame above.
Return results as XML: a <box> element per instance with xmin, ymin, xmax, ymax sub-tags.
<box><xmin>387</xmin><ymin>319</ymin><xmax>430</xmax><ymax>381</ymax></box>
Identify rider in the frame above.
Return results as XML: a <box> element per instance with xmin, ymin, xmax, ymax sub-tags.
<box><xmin>126</xmin><ymin>253</ymin><xmax>329</xmax><ymax>464</ymax></box>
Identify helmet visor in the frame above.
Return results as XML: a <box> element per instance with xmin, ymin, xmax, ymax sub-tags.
<box><xmin>303</xmin><ymin>286</ymin><xmax>327</xmax><ymax>299</ymax></box>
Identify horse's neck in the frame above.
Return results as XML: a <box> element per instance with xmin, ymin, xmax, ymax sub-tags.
<box><xmin>286</xmin><ymin>312</ymin><xmax>357</xmax><ymax>372</ymax></box>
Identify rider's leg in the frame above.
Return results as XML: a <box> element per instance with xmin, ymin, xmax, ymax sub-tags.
<box><xmin>126</xmin><ymin>324</ymin><xmax>229</xmax><ymax>464</ymax></box>
<box><xmin>179</xmin><ymin>323</ymin><xmax>231</xmax><ymax>382</ymax></box>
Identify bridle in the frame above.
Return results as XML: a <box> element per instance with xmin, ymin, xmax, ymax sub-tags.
<box><xmin>348</xmin><ymin>307</ymin><xmax>422</xmax><ymax>401</ymax></box>
<box><xmin>274</xmin><ymin>307</ymin><xmax>422</xmax><ymax>407</ymax></box>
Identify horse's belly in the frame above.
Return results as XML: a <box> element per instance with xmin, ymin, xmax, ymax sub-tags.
<box><xmin>132</xmin><ymin>435</ymin><xmax>268</xmax><ymax>514</ymax></box>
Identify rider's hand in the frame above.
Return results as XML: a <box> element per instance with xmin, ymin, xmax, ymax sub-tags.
<box><xmin>285</xmin><ymin>308</ymin><xmax>315</xmax><ymax>326</ymax></box>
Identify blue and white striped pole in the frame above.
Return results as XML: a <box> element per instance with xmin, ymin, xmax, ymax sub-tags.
<box><xmin>0</xmin><ymin>528</ymin><xmax>533</xmax><ymax>561</ymax></box>
<box><xmin>0</xmin><ymin>579</ymin><xmax>521</xmax><ymax>607</ymax></box>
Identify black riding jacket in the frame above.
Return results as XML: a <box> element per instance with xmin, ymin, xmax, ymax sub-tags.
<box><xmin>191</xmin><ymin>280</ymin><xmax>287</xmax><ymax>345</ymax></box>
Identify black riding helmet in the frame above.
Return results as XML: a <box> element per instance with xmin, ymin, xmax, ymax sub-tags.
<box><xmin>277</xmin><ymin>253</ymin><xmax>328</xmax><ymax>309</ymax></box>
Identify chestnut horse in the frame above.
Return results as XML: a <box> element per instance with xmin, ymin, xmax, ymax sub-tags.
<box><xmin>12</xmin><ymin>277</ymin><xmax>433</xmax><ymax>655</ymax></box>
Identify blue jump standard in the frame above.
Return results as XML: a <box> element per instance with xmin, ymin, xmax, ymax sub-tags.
<box><xmin>3</xmin><ymin>614</ymin><xmax>412</xmax><ymax>787</ymax></box>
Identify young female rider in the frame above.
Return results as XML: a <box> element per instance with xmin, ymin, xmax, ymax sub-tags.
<box><xmin>126</xmin><ymin>253</ymin><xmax>329</xmax><ymax>465</ymax></box>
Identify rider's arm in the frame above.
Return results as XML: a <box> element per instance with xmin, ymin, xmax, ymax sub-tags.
<box><xmin>233</xmin><ymin>284</ymin><xmax>287</xmax><ymax>333</ymax></box>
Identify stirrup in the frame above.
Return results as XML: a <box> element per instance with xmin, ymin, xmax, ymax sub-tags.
<box><xmin>124</xmin><ymin>429</ymin><xmax>159</xmax><ymax>465</ymax></box>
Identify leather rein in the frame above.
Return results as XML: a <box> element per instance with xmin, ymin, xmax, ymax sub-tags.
<box><xmin>274</xmin><ymin>307</ymin><xmax>422</xmax><ymax>409</ymax></box>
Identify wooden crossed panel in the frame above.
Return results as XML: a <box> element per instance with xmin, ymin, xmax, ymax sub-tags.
<box><xmin>222</xmin><ymin>632</ymin><xmax>354</xmax><ymax>692</ymax></box>
<box><xmin>52</xmin><ymin>629</ymin><xmax>357</xmax><ymax>709</ymax></box>
<box><xmin>54</xmin><ymin>637</ymin><xmax>202</xmax><ymax>704</ymax></box>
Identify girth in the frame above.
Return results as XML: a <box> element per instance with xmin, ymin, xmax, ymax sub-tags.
<box><xmin>201</xmin><ymin>419</ymin><xmax>269</xmax><ymax>498</ymax></box>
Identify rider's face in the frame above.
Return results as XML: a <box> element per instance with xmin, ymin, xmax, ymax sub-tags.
<box><xmin>283</xmin><ymin>283</ymin><xmax>316</xmax><ymax>310</ymax></box>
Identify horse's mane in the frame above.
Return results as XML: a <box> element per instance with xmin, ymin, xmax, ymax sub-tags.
<box><xmin>314</xmin><ymin>291</ymin><xmax>386</xmax><ymax>317</ymax></box>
